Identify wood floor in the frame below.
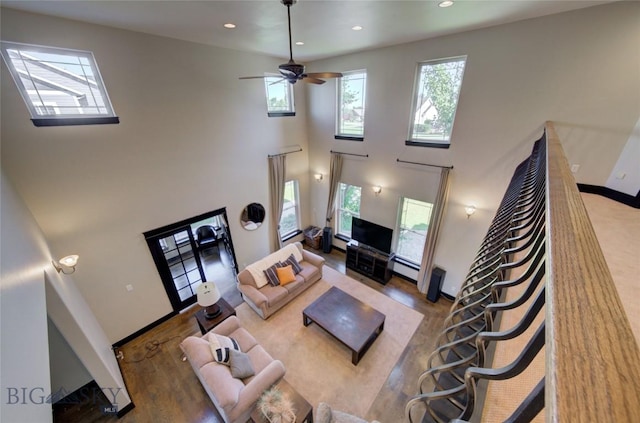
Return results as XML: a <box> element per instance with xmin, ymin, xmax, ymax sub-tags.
<box><xmin>53</xmin><ymin>246</ymin><xmax>450</xmax><ymax>423</ymax></box>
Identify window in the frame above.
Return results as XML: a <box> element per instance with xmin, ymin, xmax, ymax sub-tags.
<box><xmin>336</xmin><ymin>182</ymin><xmax>362</xmax><ymax>237</ymax></box>
<box><xmin>336</xmin><ymin>70</ymin><xmax>366</xmax><ymax>140</ymax></box>
<box><xmin>407</xmin><ymin>57</ymin><xmax>466</xmax><ymax>147</ymax></box>
<box><xmin>396</xmin><ymin>197</ymin><xmax>434</xmax><ymax>265</ymax></box>
<box><xmin>264</xmin><ymin>74</ymin><xmax>295</xmax><ymax>117</ymax></box>
<box><xmin>0</xmin><ymin>41</ymin><xmax>119</xmax><ymax>127</ymax></box>
<box><xmin>279</xmin><ymin>180</ymin><xmax>301</xmax><ymax>238</ymax></box>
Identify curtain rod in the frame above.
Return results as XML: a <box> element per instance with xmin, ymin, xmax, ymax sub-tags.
<box><xmin>268</xmin><ymin>148</ymin><xmax>302</xmax><ymax>158</ymax></box>
<box><xmin>330</xmin><ymin>150</ymin><xmax>369</xmax><ymax>158</ymax></box>
<box><xmin>396</xmin><ymin>158</ymin><xmax>453</xmax><ymax>170</ymax></box>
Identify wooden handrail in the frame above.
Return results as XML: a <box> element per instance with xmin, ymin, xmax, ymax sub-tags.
<box><xmin>545</xmin><ymin>121</ymin><xmax>640</xmax><ymax>421</ymax></box>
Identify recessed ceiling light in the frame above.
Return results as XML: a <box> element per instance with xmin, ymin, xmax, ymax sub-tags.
<box><xmin>352</xmin><ymin>25</ymin><xmax>363</xmax><ymax>31</ymax></box>
<box><xmin>223</xmin><ymin>23</ymin><xmax>236</xmax><ymax>29</ymax></box>
<box><xmin>296</xmin><ymin>41</ymin><xmax>304</xmax><ymax>46</ymax></box>
<box><xmin>438</xmin><ymin>0</ymin><xmax>454</xmax><ymax>7</ymax></box>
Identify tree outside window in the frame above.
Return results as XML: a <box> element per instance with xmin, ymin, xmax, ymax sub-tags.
<box><xmin>396</xmin><ymin>197</ymin><xmax>434</xmax><ymax>264</ymax></box>
<box><xmin>264</xmin><ymin>75</ymin><xmax>295</xmax><ymax>117</ymax></box>
<box><xmin>408</xmin><ymin>57</ymin><xmax>466</xmax><ymax>146</ymax></box>
<box><xmin>336</xmin><ymin>70</ymin><xmax>366</xmax><ymax>139</ymax></box>
<box><xmin>337</xmin><ymin>182</ymin><xmax>362</xmax><ymax>237</ymax></box>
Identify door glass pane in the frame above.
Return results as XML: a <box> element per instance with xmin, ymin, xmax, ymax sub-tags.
<box><xmin>159</xmin><ymin>230</ymin><xmax>202</xmax><ymax>304</ymax></box>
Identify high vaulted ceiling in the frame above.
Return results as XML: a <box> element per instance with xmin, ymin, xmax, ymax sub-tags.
<box><xmin>2</xmin><ymin>0</ymin><xmax>612</xmax><ymax>62</ymax></box>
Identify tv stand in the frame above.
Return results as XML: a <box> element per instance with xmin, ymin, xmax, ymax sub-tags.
<box><xmin>346</xmin><ymin>242</ymin><xmax>394</xmax><ymax>285</ymax></box>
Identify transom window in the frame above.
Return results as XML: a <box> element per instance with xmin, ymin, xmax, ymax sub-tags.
<box><xmin>407</xmin><ymin>57</ymin><xmax>466</xmax><ymax>148</ymax></box>
<box><xmin>265</xmin><ymin>74</ymin><xmax>295</xmax><ymax>117</ymax></box>
<box><xmin>396</xmin><ymin>197</ymin><xmax>434</xmax><ymax>265</ymax></box>
<box><xmin>336</xmin><ymin>182</ymin><xmax>362</xmax><ymax>238</ymax></box>
<box><xmin>0</xmin><ymin>41</ymin><xmax>119</xmax><ymax>127</ymax></box>
<box><xmin>336</xmin><ymin>70</ymin><xmax>367</xmax><ymax>140</ymax></box>
<box><xmin>279</xmin><ymin>180</ymin><xmax>301</xmax><ymax>238</ymax></box>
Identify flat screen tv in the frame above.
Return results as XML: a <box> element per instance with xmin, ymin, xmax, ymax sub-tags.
<box><xmin>351</xmin><ymin>217</ymin><xmax>393</xmax><ymax>254</ymax></box>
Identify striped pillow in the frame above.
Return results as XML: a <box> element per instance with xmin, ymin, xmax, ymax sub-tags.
<box><xmin>281</xmin><ymin>254</ymin><xmax>302</xmax><ymax>275</ymax></box>
<box><xmin>209</xmin><ymin>334</ymin><xmax>241</xmax><ymax>365</ymax></box>
<box><xmin>263</xmin><ymin>262</ymin><xmax>284</xmax><ymax>286</ymax></box>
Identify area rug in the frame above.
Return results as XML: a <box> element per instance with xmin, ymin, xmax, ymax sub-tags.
<box><xmin>235</xmin><ymin>265</ymin><xmax>424</xmax><ymax>417</ymax></box>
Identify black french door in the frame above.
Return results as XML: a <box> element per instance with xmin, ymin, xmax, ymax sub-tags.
<box><xmin>143</xmin><ymin>207</ymin><xmax>238</xmax><ymax>312</ymax></box>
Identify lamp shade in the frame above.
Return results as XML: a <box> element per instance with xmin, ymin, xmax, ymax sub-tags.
<box><xmin>197</xmin><ymin>282</ymin><xmax>221</xmax><ymax>307</ymax></box>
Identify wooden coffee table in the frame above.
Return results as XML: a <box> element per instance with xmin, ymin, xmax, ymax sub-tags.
<box><xmin>303</xmin><ymin>286</ymin><xmax>385</xmax><ymax>365</ymax></box>
<box><xmin>250</xmin><ymin>379</ymin><xmax>313</xmax><ymax>423</ymax></box>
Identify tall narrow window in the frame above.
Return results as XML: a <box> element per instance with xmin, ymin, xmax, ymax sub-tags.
<box><xmin>396</xmin><ymin>197</ymin><xmax>434</xmax><ymax>265</ymax></box>
<box><xmin>407</xmin><ymin>57</ymin><xmax>466</xmax><ymax>148</ymax></box>
<box><xmin>279</xmin><ymin>180</ymin><xmax>301</xmax><ymax>239</ymax></box>
<box><xmin>336</xmin><ymin>182</ymin><xmax>362</xmax><ymax>238</ymax></box>
<box><xmin>264</xmin><ymin>74</ymin><xmax>295</xmax><ymax>117</ymax></box>
<box><xmin>336</xmin><ymin>70</ymin><xmax>366</xmax><ymax>140</ymax></box>
<box><xmin>0</xmin><ymin>41</ymin><xmax>119</xmax><ymax>127</ymax></box>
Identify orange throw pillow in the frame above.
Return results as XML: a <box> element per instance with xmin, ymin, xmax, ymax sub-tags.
<box><xmin>276</xmin><ymin>265</ymin><xmax>296</xmax><ymax>285</ymax></box>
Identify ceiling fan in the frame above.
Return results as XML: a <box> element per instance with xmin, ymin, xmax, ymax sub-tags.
<box><xmin>239</xmin><ymin>0</ymin><xmax>342</xmax><ymax>85</ymax></box>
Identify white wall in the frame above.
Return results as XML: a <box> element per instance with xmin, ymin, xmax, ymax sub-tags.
<box><xmin>306</xmin><ymin>1</ymin><xmax>640</xmax><ymax>295</ymax></box>
<box><xmin>606</xmin><ymin>116</ymin><xmax>640</xmax><ymax>196</ymax></box>
<box><xmin>1</xmin><ymin>8</ymin><xmax>310</xmax><ymax>342</ymax></box>
<box><xmin>1</xmin><ymin>174</ymin><xmax>52</xmax><ymax>422</ymax></box>
<box><xmin>47</xmin><ymin>318</ymin><xmax>92</xmax><ymax>398</ymax></box>
<box><xmin>0</xmin><ymin>171</ymin><xmax>133</xmax><ymax>418</ymax></box>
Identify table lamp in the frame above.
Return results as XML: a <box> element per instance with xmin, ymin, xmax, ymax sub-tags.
<box><xmin>197</xmin><ymin>281</ymin><xmax>222</xmax><ymax>319</ymax></box>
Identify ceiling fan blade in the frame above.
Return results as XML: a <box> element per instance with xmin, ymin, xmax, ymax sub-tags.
<box><xmin>305</xmin><ymin>72</ymin><xmax>343</xmax><ymax>79</ymax></box>
<box><xmin>239</xmin><ymin>76</ymin><xmax>267</xmax><ymax>80</ymax></box>
<box><xmin>302</xmin><ymin>77</ymin><xmax>326</xmax><ymax>85</ymax></box>
<box><xmin>269</xmin><ymin>77</ymin><xmax>286</xmax><ymax>85</ymax></box>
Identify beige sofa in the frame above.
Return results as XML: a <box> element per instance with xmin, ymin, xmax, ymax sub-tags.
<box><xmin>180</xmin><ymin>316</ymin><xmax>286</xmax><ymax>423</ymax></box>
<box><xmin>237</xmin><ymin>242</ymin><xmax>325</xmax><ymax>319</ymax></box>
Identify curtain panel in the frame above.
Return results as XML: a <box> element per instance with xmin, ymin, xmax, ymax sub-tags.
<box><xmin>324</xmin><ymin>152</ymin><xmax>344</xmax><ymax>227</ymax></box>
<box><xmin>268</xmin><ymin>155</ymin><xmax>286</xmax><ymax>251</ymax></box>
<box><xmin>417</xmin><ymin>167</ymin><xmax>451</xmax><ymax>293</ymax></box>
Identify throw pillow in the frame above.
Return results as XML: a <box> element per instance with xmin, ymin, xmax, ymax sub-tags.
<box><xmin>281</xmin><ymin>254</ymin><xmax>302</xmax><ymax>275</ymax></box>
<box><xmin>209</xmin><ymin>334</ymin><xmax>241</xmax><ymax>365</ymax></box>
<box><xmin>263</xmin><ymin>262</ymin><xmax>283</xmax><ymax>286</ymax></box>
<box><xmin>228</xmin><ymin>349</ymin><xmax>255</xmax><ymax>379</ymax></box>
<box><xmin>276</xmin><ymin>265</ymin><xmax>296</xmax><ymax>285</ymax></box>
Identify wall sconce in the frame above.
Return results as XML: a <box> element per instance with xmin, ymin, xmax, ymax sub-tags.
<box><xmin>314</xmin><ymin>173</ymin><xmax>323</xmax><ymax>182</ymax></box>
<box><xmin>52</xmin><ymin>255</ymin><xmax>79</xmax><ymax>274</ymax></box>
<box><xmin>465</xmin><ymin>205</ymin><xmax>476</xmax><ymax>219</ymax></box>
<box><xmin>372</xmin><ymin>186</ymin><xmax>382</xmax><ymax>196</ymax></box>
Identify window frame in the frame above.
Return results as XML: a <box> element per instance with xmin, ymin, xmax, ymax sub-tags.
<box><xmin>336</xmin><ymin>182</ymin><xmax>362</xmax><ymax>238</ymax></box>
<box><xmin>279</xmin><ymin>180</ymin><xmax>301</xmax><ymax>239</ymax></box>
<box><xmin>395</xmin><ymin>197</ymin><xmax>434</xmax><ymax>265</ymax></box>
<box><xmin>335</xmin><ymin>69</ymin><xmax>367</xmax><ymax>141</ymax></box>
<box><xmin>0</xmin><ymin>41</ymin><xmax>119</xmax><ymax>127</ymax></box>
<box><xmin>264</xmin><ymin>74</ymin><xmax>295</xmax><ymax>117</ymax></box>
<box><xmin>406</xmin><ymin>56</ymin><xmax>466</xmax><ymax>148</ymax></box>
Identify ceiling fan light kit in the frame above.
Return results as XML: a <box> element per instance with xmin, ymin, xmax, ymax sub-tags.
<box><xmin>239</xmin><ymin>0</ymin><xmax>342</xmax><ymax>85</ymax></box>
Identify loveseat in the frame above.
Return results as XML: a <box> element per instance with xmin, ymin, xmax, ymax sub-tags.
<box><xmin>237</xmin><ymin>242</ymin><xmax>325</xmax><ymax>319</ymax></box>
<box><xmin>180</xmin><ymin>316</ymin><xmax>286</xmax><ymax>423</ymax></box>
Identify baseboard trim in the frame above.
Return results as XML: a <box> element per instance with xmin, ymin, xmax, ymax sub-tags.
<box><xmin>117</xmin><ymin>401</ymin><xmax>135</xmax><ymax>418</ymax></box>
<box><xmin>578</xmin><ymin>183</ymin><xmax>640</xmax><ymax>209</ymax></box>
<box><xmin>112</xmin><ymin>311</ymin><xmax>177</xmax><ymax>348</ymax></box>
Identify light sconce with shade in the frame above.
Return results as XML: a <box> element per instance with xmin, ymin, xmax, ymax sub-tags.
<box><xmin>197</xmin><ymin>281</ymin><xmax>222</xmax><ymax>319</ymax></box>
<box><xmin>372</xmin><ymin>186</ymin><xmax>382</xmax><ymax>196</ymax></box>
<box><xmin>314</xmin><ymin>173</ymin><xmax>323</xmax><ymax>182</ymax></box>
<box><xmin>52</xmin><ymin>255</ymin><xmax>79</xmax><ymax>274</ymax></box>
<box><xmin>465</xmin><ymin>205</ymin><xmax>476</xmax><ymax>219</ymax></box>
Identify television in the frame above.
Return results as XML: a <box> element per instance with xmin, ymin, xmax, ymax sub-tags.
<box><xmin>351</xmin><ymin>217</ymin><xmax>393</xmax><ymax>254</ymax></box>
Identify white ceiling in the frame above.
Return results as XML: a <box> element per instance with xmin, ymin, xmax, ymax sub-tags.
<box><xmin>2</xmin><ymin>0</ymin><xmax>612</xmax><ymax>62</ymax></box>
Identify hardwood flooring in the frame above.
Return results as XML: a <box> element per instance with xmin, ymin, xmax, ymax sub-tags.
<box><xmin>53</xmin><ymin>246</ymin><xmax>451</xmax><ymax>423</ymax></box>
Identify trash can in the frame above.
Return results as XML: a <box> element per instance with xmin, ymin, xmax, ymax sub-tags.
<box><xmin>322</xmin><ymin>226</ymin><xmax>333</xmax><ymax>253</ymax></box>
<box><xmin>426</xmin><ymin>267</ymin><xmax>446</xmax><ymax>303</ymax></box>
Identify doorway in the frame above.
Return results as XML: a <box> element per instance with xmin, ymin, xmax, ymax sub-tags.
<box><xmin>143</xmin><ymin>207</ymin><xmax>240</xmax><ymax>312</ymax></box>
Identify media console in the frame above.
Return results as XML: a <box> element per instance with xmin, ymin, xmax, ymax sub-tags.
<box><xmin>345</xmin><ymin>241</ymin><xmax>394</xmax><ymax>285</ymax></box>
